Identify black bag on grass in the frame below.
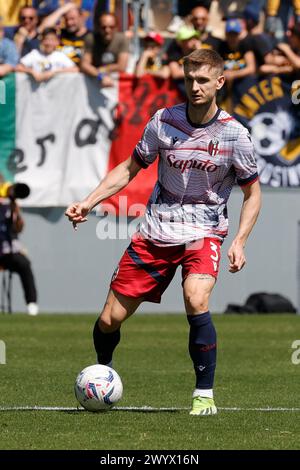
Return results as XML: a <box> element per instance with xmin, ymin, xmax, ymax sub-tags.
<box><xmin>245</xmin><ymin>292</ymin><xmax>296</xmax><ymax>313</ymax></box>
<box><xmin>225</xmin><ymin>292</ymin><xmax>296</xmax><ymax>314</ymax></box>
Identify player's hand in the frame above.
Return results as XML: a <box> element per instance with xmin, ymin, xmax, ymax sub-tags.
<box><xmin>17</xmin><ymin>27</ymin><xmax>29</xmax><ymax>38</ymax></box>
<box><xmin>142</xmin><ymin>49</ymin><xmax>156</xmax><ymax>59</ymax></box>
<box><xmin>31</xmin><ymin>70</ymin><xmax>43</xmax><ymax>82</ymax></box>
<box><xmin>227</xmin><ymin>241</ymin><xmax>246</xmax><ymax>273</ymax></box>
<box><xmin>42</xmin><ymin>70</ymin><xmax>56</xmax><ymax>81</ymax></box>
<box><xmin>101</xmin><ymin>75</ymin><xmax>114</xmax><ymax>88</ymax></box>
<box><xmin>277</xmin><ymin>41</ymin><xmax>292</xmax><ymax>52</ymax></box>
<box><xmin>65</xmin><ymin>202</ymin><xmax>90</xmax><ymax>230</ymax></box>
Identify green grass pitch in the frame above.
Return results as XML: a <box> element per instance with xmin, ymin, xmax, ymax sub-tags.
<box><xmin>0</xmin><ymin>313</ymin><xmax>299</xmax><ymax>450</ymax></box>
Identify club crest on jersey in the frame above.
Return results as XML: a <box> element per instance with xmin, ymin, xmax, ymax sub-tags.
<box><xmin>208</xmin><ymin>138</ymin><xmax>220</xmax><ymax>157</ymax></box>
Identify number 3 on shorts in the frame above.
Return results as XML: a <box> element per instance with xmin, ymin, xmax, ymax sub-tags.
<box><xmin>210</xmin><ymin>241</ymin><xmax>219</xmax><ymax>272</ymax></box>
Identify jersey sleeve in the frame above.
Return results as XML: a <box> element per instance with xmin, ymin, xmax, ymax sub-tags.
<box><xmin>132</xmin><ymin>112</ymin><xmax>160</xmax><ymax>168</ymax></box>
<box><xmin>232</xmin><ymin>127</ymin><xmax>259</xmax><ymax>187</ymax></box>
<box><xmin>3</xmin><ymin>39</ymin><xmax>19</xmax><ymax>66</ymax></box>
<box><xmin>117</xmin><ymin>33</ymin><xmax>130</xmax><ymax>53</ymax></box>
<box><xmin>57</xmin><ymin>52</ymin><xmax>75</xmax><ymax>68</ymax></box>
<box><xmin>83</xmin><ymin>33</ymin><xmax>94</xmax><ymax>53</ymax></box>
<box><xmin>20</xmin><ymin>50</ymin><xmax>35</xmax><ymax>68</ymax></box>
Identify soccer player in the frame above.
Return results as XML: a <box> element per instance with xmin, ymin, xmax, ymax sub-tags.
<box><xmin>65</xmin><ymin>49</ymin><xmax>261</xmax><ymax>416</ymax></box>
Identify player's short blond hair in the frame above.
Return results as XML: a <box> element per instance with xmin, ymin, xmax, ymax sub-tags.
<box><xmin>183</xmin><ymin>49</ymin><xmax>224</xmax><ymax>76</ymax></box>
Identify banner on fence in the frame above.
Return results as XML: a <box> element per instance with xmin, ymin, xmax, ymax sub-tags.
<box><xmin>0</xmin><ymin>73</ymin><xmax>181</xmax><ymax>209</ymax></box>
<box><xmin>233</xmin><ymin>75</ymin><xmax>300</xmax><ymax>188</ymax></box>
<box><xmin>0</xmin><ymin>72</ymin><xmax>299</xmax><ymax>212</ymax></box>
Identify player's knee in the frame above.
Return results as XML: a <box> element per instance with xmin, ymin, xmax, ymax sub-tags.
<box><xmin>98</xmin><ymin>315</ymin><xmax>120</xmax><ymax>333</ymax></box>
<box><xmin>99</xmin><ymin>301</ymin><xmax>126</xmax><ymax>332</ymax></box>
<box><xmin>185</xmin><ymin>291</ymin><xmax>209</xmax><ymax>313</ymax></box>
<box><xmin>99</xmin><ymin>291</ymin><xmax>136</xmax><ymax>332</ymax></box>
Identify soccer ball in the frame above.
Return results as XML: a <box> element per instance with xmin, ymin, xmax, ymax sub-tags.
<box><xmin>74</xmin><ymin>364</ymin><xmax>123</xmax><ymax>412</ymax></box>
<box><xmin>250</xmin><ymin>111</ymin><xmax>293</xmax><ymax>157</ymax></box>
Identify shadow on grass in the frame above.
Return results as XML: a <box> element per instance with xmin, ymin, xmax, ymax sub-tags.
<box><xmin>0</xmin><ymin>407</ymin><xmax>182</xmax><ymax>414</ymax></box>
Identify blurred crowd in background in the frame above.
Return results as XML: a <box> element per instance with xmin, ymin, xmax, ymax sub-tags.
<box><xmin>0</xmin><ymin>0</ymin><xmax>300</xmax><ymax>95</ymax></box>
<box><xmin>1</xmin><ymin>1</ymin><xmax>299</xmax><ymax>315</ymax></box>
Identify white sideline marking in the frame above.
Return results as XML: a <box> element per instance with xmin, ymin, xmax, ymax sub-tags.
<box><xmin>0</xmin><ymin>405</ymin><xmax>300</xmax><ymax>412</ymax></box>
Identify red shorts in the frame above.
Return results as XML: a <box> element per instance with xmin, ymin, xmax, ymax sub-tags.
<box><xmin>110</xmin><ymin>235</ymin><xmax>222</xmax><ymax>303</ymax></box>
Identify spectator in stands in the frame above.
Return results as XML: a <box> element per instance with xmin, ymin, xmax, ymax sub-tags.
<box><xmin>240</xmin><ymin>4</ymin><xmax>275</xmax><ymax>70</ymax></box>
<box><xmin>16</xmin><ymin>28</ymin><xmax>78</xmax><ymax>83</ymax></box>
<box><xmin>220</xmin><ymin>19</ymin><xmax>255</xmax><ymax>86</ymax></box>
<box><xmin>259</xmin><ymin>49</ymin><xmax>293</xmax><ymax>75</ymax></box>
<box><xmin>217</xmin><ymin>18</ymin><xmax>256</xmax><ymax>109</ymax></box>
<box><xmin>0</xmin><ymin>16</ymin><xmax>19</xmax><ymax>77</ymax></box>
<box><xmin>265</xmin><ymin>0</ymin><xmax>300</xmax><ymax>40</ymax></box>
<box><xmin>166</xmin><ymin>26</ymin><xmax>201</xmax><ymax>79</ymax></box>
<box><xmin>219</xmin><ymin>0</ymin><xmax>250</xmax><ymax>18</ymax></box>
<box><xmin>81</xmin><ymin>12</ymin><xmax>129</xmax><ymax>88</ymax></box>
<box><xmin>177</xmin><ymin>0</ymin><xmax>213</xmax><ymax>18</ymax></box>
<box><xmin>261</xmin><ymin>24</ymin><xmax>300</xmax><ymax>75</ymax></box>
<box><xmin>14</xmin><ymin>6</ymin><xmax>40</xmax><ymax>57</ymax></box>
<box><xmin>40</xmin><ymin>2</ymin><xmax>91</xmax><ymax>65</ymax></box>
<box><xmin>276</xmin><ymin>24</ymin><xmax>300</xmax><ymax>72</ymax></box>
<box><xmin>166</xmin><ymin>26</ymin><xmax>202</xmax><ymax>96</ymax></box>
<box><xmin>189</xmin><ymin>4</ymin><xmax>222</xmax><ymax>52</ymax></box>
<box><xmin>0</xmin><ymin>0</ymin><xmax>29</xmax><ymax>37</ymax></box>
<box><xmin>0</xmin><ymin>176</ymin><xmax>38</xmax><ymax>316</ymax></box>
<box><xmin>135</xmin><ymin>31</ymin><xmax>169</xmax><ymax>79</ymax></box>
<box><xmin>93</xmin><ymin>0</ymin><xmax>133</xmax><ymax>35</ymax></box>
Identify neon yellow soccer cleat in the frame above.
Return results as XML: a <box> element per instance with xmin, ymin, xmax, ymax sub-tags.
<box><xmin>189</xmin><ymin>396</ymin><xmax>217</xmax><ymax>416</ymax></box>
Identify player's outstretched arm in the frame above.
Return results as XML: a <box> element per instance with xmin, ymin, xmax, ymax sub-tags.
<box><xmin>65</xmin><ymin>156</ymin><xmax>141</xmax><ymax>229</ymax></box>
<box><xmin>227</xmin><ymin>180</ymin><xmax>261</xmax><ymax>273</ymax></box>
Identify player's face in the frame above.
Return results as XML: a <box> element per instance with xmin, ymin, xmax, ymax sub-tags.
<box><xmin>41</xmin><ymin>33</ymin><xmax>59</xmax><ymax>55</ymax></box>
<box><xmin>144</xmin><ymin>40</ymin><xmax>160</xmax><ymax>53</ymax></box>
<box><xmin>180</xmin><ymin>37</ymin><xmax>200</xmax><ymax>55</ymax></box>
<box><xmin>226</xmin><ymin>32</ymin><xmax>240</xmax><ymax>50</ymax></box>
<box><xmin>184</xmin><ymin>65</ymin><xmax>225</xmax><ymax>106</ymax></box>
<box><xmin>64</xmin><ymin>9</ymin><xmax>82</xmax><ymax>33</ymax></box>
<box><xmin>20</xmin><ymin>7</ymin><xmax>38</xmax><ymax>32</ymax></box>
<box><xmin>99</xmin><ymin>16</ymin><xmax>117</xmax><ymax>42</ymax></box>
<box><xmin>191</xmin><ymin>7</ymin><xmax>209</xmax><ymax>33</ymax></box>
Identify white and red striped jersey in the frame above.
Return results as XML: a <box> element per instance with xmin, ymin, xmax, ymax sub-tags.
<box><xmin>132</xmin><ymin>103</ymin><xmax>258</xmax><ymax>246</ymax></box>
